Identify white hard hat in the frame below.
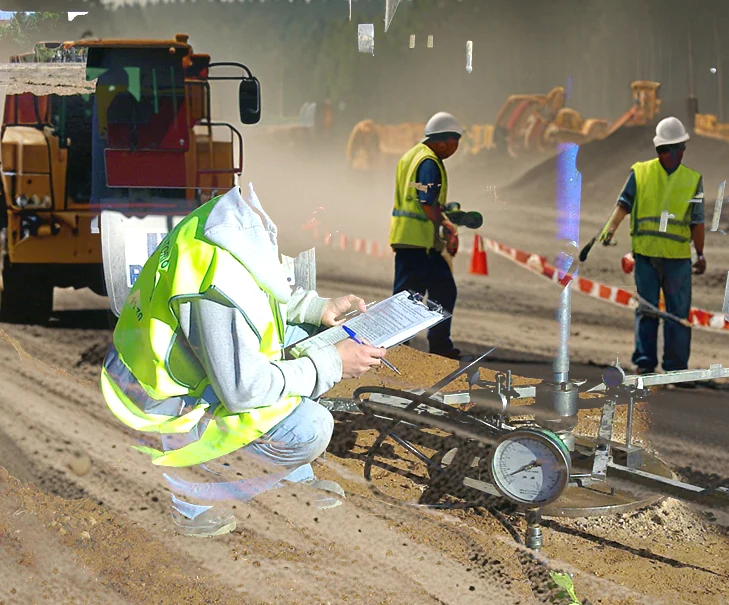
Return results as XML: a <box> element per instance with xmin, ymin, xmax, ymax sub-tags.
<box><xmin>423</xmin><ymin>112</ymin><xmax>463</xmax><ymax>141</ymax></box>
<box><xmin>653</xmin><ymin>116</ymin><xmax>689</xmax><ymax>147</ymax></box>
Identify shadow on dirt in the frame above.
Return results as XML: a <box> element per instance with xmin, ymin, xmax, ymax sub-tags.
<box><xmin>543</xmin><ymin>518</ymin><xmax>728</xmax><ymax>577</ymax></box>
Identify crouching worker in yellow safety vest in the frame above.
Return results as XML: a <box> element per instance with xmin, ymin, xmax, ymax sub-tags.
<box><xmin>100</xmin><ymin>184</ymin><xmax>386</xmax><ymax>537</ymax></box>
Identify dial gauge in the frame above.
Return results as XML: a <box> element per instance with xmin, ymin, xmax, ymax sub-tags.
<box><xmin>488</xmin><ymin>428</ymin><xmax>571</xmax><ymax>506</ymax></box>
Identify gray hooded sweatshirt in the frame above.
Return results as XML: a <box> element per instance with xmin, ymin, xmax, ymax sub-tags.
<box><xmin>174</xmin><ymin>184</ymin><xmax>343</xmax><ymax>413</ymax></box>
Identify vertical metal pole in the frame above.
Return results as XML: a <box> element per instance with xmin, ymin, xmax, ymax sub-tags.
<box><xmin>687</xmin><ymin>29</ymin><xmax>699</xmax><ymax>129</ymax></box>
<box><xmin>714</xmin><ymin>20</ymin><xmax>724</xmax><ymax>122</ymax></box>
<box><xmin>553</xmin><ymin>284</ymin><xmax>571</xmax><ymax>384</ymax></box>
<box><xmin>625</xmin><ymin>393</ymin><xmax>635</xmax><ymax>449</ymax></box>
<box><xmin>525</xmin><ymin>508</ymin><xmax>543</xmax><ymax>551</ymax></box>
<box><xmin>688</xmin><ymin>29</ymin><xmax>695</xmax><ymax>98</ymax></box>
<box><xmin>547</xmin><ymin>144</ymin><xmax>582</xmax><ymax>447</ymax></box>
<box><xmin>650</xmin><ymin>28</ymin><xmax>656</xmax><ymax>81</ymax></box>
<box><xmin>280</xmin><ymin>60</ymin><xmax>285</xmax><ymax>118</ymax></box>
<box><xmin>554</xmin><ymin>143</ymin><xmax>580</xmax><ymax>386</ymax></box>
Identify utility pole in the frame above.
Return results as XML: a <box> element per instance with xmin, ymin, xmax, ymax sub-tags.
<box><xmin>279</xmin><ymin>60</ymin><xmax>285</xmax><ymax>119</ymax></box>
<box><xmin>687</xmin><ymin>28</ymin><xmax>698</xmax><ymax>129</ymax></box>
<box><xmin>713</xmin><ymin>20</ymin><xmax>724</xmax><ymax>122</ymax></box>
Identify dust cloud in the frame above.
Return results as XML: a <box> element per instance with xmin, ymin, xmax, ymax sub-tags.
<box><xmin>0</xmin><ymin>2</ymin><xmax>729</xmax><ymax>605</ymax></box>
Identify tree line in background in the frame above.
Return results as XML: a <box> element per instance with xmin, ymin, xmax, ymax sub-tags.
<box><xmin>0</xmin><ymin>12</ymin><xmax>71</xmax><ymax>56</ymax></box>
<box><xmin>1</xmin><ymin>0</ymin><xmax>728</xmax><ymax>131</ymax></box>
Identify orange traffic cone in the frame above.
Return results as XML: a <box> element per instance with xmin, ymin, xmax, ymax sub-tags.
<box><xmin>469</xmin><ymin>235</ymin><xmax>488</xmax><ymax>276</ymax></box>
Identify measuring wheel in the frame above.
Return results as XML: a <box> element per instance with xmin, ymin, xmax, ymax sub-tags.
<box><xmin>355</xmin><ymin>386</ymin><xmax>503</xmax><ymax>509</ymax></box>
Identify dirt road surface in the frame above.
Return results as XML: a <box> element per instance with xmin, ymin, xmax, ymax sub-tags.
<box><xmin>1</xmin><ymin>127</ymin><xmax>729</xmax><ymax>604</ymax></box>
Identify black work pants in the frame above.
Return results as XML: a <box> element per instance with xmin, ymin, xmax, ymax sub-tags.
<box><xmin>392</xmin><ymin>248</ymin><xmax>457</xmax><ymax>354</ymax></box>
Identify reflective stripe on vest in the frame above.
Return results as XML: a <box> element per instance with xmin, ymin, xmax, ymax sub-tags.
<box><xmin>101</xmin><ymin>196</ymin><xmax>301</xmax><ymax>467</ymax></box>
<box><xmin>389</xmin><ymin>143</ymin><xmax>448</xmax><ymax>248</ymax></box>
<box><xmin>392</xmin><ymin>209</ymin><xmax>430</xmax><ymax>222</ymax></box>
<box><xmin>630</xmin><ymin>159</ymin><xmax>700</xmax><ymax>259</ymax></box>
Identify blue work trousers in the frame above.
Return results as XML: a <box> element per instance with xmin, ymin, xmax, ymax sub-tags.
<box><xmin>631</xmin><ymin>253</ymin><xmax>692</xmax><ymax>372</ymax></box>
<box><xmin>393</xmin><ymin>247</ymin><xmax>457</xmax><ymax>354</ymax></box>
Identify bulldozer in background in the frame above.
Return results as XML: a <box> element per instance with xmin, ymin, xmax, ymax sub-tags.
<box><xmin>0</xmin><ymin>33</ymin><xmax>261</xmax><ymax>324</ymax></box>
<box><xmin>693</xmin><ymin>112</ymin><xmax>729</xmax><ymax>142</ymax></box>
<box><xmin>345</xmin><ymin>81</ymin><xmax>662</xmax><ymax>170</ymax></box>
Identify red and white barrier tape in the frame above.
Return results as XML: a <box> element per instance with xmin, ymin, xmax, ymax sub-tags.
<box><xmin>476</xmin><ymin>235</ymin><xmax>729</xmax><ymax>332</ymax></box>
<box><xmin>302</xmin><ymin>223</ymin><xmax>394</xmax><ymax>259</ymax></box>
<box><xmin>300</xmin><ymin>223</ymin><xmax>728</xmax><ymax>332</ymax></box>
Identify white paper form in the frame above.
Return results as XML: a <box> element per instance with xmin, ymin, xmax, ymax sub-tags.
<box><xmin>290</xmin><ymin>291</ymin><xmax>446</xmax><ymax>357</ymax></box>
<box><xmin>345</xmin><ymin>291</ymin><xmax>443</xmax><ymax>348</ymax></box>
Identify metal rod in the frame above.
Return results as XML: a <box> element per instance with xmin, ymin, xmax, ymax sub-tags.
<box><xmin>423</xmin><ymin>344</ymin><xmax>499</xmax><ymax>397</ymax></box>
<box><xmin>714</xmin><ymin>20</ymin><xmax>724</xmax><ymax>122</ymax></box>
<box><xmin>553</xmin><ymin>284</ymin><xmax>571</xmax><ymax>384</ymax></box>
<box><xmin>588</xmin><ymin>364</ymin><xmax>729</xmax><ymax>390</ymax></box>
<box><xmin>525</xmin><ymin>508</ymin><xmax>543</xmax><ymax>551</ymax></box>
<box><xmin>608</xmin><ymin>463</ymin><xmax>729</xmax><ymax>509</ymax></box>
<box><xmin>625</xmin><ymin>394</ymin><xmax>635</xmax><ymax>448</ymax></box>
<box><xmin>688</xmin><ymin>28</ymin><xmax>695</xmax><ymax>98</ymax></box>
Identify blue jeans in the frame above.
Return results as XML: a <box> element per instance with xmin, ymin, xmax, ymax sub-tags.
<box><xmin>631</xmin><ymin>254</ymin><xmax>692</xmax><ymax>372</ymax></box>
<box><xmin>393</xmin><ymin>247</ymin><xmax>457</xmax><ymax>353</ymax></box>
<box><xmin>163</xmin><ymin>325</ymin><xmax>334</xmax><ymax>513</ymax></box>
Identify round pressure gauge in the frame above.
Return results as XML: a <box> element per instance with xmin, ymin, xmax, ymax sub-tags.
<box><xmin>488</xmin><ymin>428</ymin><xmax>571</xmax><ymax>507</ymax></box>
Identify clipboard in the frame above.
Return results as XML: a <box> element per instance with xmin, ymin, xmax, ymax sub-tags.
<box><xmin>289</xmin><ymin>290</ymin><xmax>450</xmax><ymax>357</ymax></box>
<box><xmin>379</xmin><ymin>291</ymin><xmax>451</xmax><ymax>348</ymax></box>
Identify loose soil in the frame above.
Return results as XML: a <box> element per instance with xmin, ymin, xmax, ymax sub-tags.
<box><xmin>0</xmin><ymin>319</ymin><xmax>726</xmax><ymax>605</ymax></box>
<box><xmin>1</xmin><ymin>115</ymin><xmax>728</xmax><ymax>603</ymax></box>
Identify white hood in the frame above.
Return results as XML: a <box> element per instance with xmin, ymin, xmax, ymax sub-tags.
<box><xmin>202</xmin><ymin>184</ymin><xmax>292</xmax><ymax>304</ymax></box>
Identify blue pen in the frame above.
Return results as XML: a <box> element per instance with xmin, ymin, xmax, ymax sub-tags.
<box><xmin>342</xmin><ymin>325</ymin><xmax>401</xmax><ymax>375</ymax></box>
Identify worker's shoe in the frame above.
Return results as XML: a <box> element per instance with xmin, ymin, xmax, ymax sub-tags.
<box><xmin>300</xmin><ymin>478</ymin><xmax>346</xmax><ymax>509</ymax></box>
<box><xmin>169</xmin><ymin>495</ymin><xmax>236</xmax><ymax>538</ymax></box>
<box><xmin>635</xmin><ymin>366</ymin><xmax>655</xmax><ymax>375</ymax></box>
<box><xmin>673</xmin><ymin>380</ymin><xmax>697</xmax><ymax>389</ymax></box>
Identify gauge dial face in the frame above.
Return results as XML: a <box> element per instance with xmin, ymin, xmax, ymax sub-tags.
<box><xmin>489</xmin><ymin>430</ymin><xmax>570</xmax><ymax>506</ymax></box>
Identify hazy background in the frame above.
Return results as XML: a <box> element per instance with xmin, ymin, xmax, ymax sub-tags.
<box><xmin>3</xmin><ymin>0</ymin><xmax>729</xmax><ymax>134</ymax></box>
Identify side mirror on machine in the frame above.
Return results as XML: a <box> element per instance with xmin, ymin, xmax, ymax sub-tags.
<box><xmin>239</xmin><ymin>77</ymin><xmax>261</xmax><ymax>125</ymax></box>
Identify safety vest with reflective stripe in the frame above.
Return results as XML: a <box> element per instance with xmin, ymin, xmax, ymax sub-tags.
<box><xmin>389</xmin><ymin>143</ymin><xmax>448</xmax><ymax>248</ymax></box>
<box><xmin>630</xmin><ymin>159</ymin><xmax>701</xmax><ymax>259</ymax></box>
<box><xmin>99</xmin><ymin>196</ymin><xmax>301</xmax><ymax>467</ymax></box>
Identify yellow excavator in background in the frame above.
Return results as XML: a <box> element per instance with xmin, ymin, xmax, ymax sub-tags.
<box><xmin>345</xmin><ymin>81</ymin><xmax>663</xmax><ymax>170</ymax></box>
<box><xmin>0</xmin><ymin>33</ymin><xmax>261</xmax><ymax>324</ymax></box>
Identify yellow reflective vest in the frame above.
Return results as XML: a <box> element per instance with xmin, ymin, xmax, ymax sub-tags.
<box><xmin>389</xmin><ymin>143</ymin><xmax>448</xmax><ymax>248</ymax></box>
<box><xmin>630</xmin><ymin>159</ymin><xmax>701</xmax><ymax>259</ymax></box>
<box><xmin>99</xmin><ymin>196</ymin><xmax>301</xmax><ymax>467</ymax></box>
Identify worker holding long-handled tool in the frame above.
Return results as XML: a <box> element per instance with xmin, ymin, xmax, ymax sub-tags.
<box><xmin>581</xmin><ymin>117</ymin><xmax>706</xmax><ymax>385</ymax></box>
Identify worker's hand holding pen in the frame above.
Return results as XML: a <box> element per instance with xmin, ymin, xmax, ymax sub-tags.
<box><xmin>334</xmin><ymin>337</ymin><xmax>388</xmax><ymax>379</ymax></box>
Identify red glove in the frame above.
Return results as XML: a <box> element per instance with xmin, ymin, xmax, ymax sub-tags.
<box><xmin>442</xmin><ymin>221</ymin><xmax>459</xmax><ymax>256</ymax></box>
<box><xmin>447</xmin><ymin>233</ymin><xmax>459</xmax><ymax>256</ymax></box>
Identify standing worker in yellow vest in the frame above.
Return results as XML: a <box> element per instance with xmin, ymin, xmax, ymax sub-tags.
<box><xmin>100</xmin><ymin>184</ymin><xmax>387</xmax><ymax>537</ymax></box>
<box><xmin>390</xmin><ymin>112</ymin><xmax>463</xmax><ymax>359</ymax></box>
<box><xmin>597</xmin><ymin>117</ymin><xmax>706</xmax><ymax>383</ymax></box>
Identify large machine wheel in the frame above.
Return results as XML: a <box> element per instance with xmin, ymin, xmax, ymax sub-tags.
<box><xmin>0</xmin><ymin>259</ymin><xmax>54</xmax><ymax>325</ymax></box>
